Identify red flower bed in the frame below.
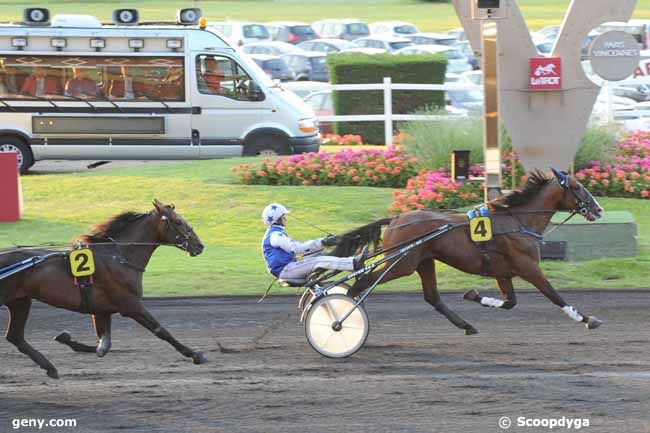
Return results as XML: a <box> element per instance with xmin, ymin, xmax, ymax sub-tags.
<box><xmin>321</xmin><ymin>133</ymin><xmax>363</xmax><ymax>146</ymax></box>
<box><xmin>232</xmin><ymin>146</ymin><xmax>419</xmax><ymax>188</ymax></box>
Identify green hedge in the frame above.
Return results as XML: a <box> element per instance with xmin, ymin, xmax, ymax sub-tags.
<box><xmin>327</xmin><ymin>53</ymin><xmax>448</xmax><ymax>144</ymax></box>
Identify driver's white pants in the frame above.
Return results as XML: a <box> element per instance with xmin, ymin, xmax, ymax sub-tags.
<box><xmin>279</xmin><ymin>255</ymin><xmax>354</xmax><ymax>280</ymax></box>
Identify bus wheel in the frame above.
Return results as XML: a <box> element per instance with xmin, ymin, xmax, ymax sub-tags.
<box><xmin>244</xmin><ymin>134</ymin><xmax>289</xmax><ymax>157</ymax></box>
<box><xmin>0</xmin><ymin>136</ymin><xmax>33</xmax><ymax>174</ymax></box>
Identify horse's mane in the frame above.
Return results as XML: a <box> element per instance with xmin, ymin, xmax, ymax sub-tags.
<box><xmin>80</xmin><ymin>211</ymin><xmax>150</xmax><ymax>243</ymax></box>
<box><xmin>490</xmin><ymin>170</ymin><xmax>552</xmax><ymax>210</ymax></box>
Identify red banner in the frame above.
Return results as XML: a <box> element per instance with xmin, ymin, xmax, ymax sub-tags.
<box><xmin>529</xmin><ymin>57</ymin><xmax>562</xmax><ymax>91</ymax></box>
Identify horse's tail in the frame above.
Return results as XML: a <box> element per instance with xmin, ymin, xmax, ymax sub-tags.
<box><xmin>331</xmin><ymin>217</ymin><xmax>393</xmax><ymax>257</ymax></box>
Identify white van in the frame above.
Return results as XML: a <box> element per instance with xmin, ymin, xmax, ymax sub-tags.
<box><xmin>0</xmin><ymin>9</ymin><xmax>320</xmax><ymax>173</ymax></box>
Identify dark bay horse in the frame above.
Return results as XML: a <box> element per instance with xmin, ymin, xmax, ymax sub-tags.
<box><xmin>334</xmin><ymin>169</ymin><xmax>604</xmax><ymax>335</ymax></box>
<box><xmin>0</xmin><ymin>200</ymin><xmax>206</xmax><ymax>379</ymax></box>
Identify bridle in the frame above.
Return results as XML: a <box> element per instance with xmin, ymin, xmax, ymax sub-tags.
<box><xmin>160</xmin><ymin>214</ymin><xmax>194</xmax><ymax>252</ymax></box>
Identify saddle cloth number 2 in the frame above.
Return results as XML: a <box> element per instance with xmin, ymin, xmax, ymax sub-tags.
<box><xmin>469</xmin><ymin>217</ymin><xmax>493</xmax><ymax>242</ymax></box>
<box><xmin>69</xmin><ymin>249</ymin><xmax>95</xmax><ymax>277</ymax></box>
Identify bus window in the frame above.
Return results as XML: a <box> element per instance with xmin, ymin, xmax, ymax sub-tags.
<box><xmin>196</xmin><ymin>55</ymin><xmax>259</xmax><ymax>101</ymax></box>
<box><xmin>0</xmin><ymin>55</ymin><xmax>184</xmax><ymax>102</ymax></box>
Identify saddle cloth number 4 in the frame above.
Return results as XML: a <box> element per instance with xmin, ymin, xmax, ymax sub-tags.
<box><xmin>469</xmin><ymin>217</ymin><xmax>493</xmax><ymax>242</ymax></box>
<box><xmin>69</xmin><ymin>248</ymin><xmax>95</xmax><ymax>277</ymax></box>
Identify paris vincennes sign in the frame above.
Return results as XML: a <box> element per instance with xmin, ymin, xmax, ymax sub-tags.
<box><xmin>529</xmin><ymin>57</ymin><xmax>562</xmax><ymax>91</ymax></box>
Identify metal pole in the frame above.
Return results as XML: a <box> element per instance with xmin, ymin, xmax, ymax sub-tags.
<box><xmin>383</xmin><ymin>76</ymin><xmax>393</xmax><ymax>146</ymax></box>
<box><xmin>482</xmin><ymin>21</ymin><xmax>502</xmax><ymax>201</ymax></box>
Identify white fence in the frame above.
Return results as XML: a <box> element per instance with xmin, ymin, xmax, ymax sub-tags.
<box><xmin>288</xmin><ymin>77</ymin><xmax>482</xmax><ymax>145</ymax></box>
<box><xmin>289</xmin><ymin>75</ymin><xmax>650</xmax><ymax>145</ymax></box>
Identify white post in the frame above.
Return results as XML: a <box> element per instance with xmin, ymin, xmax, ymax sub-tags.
<box><xmin>383</xmin><ymin>76</ymin><xmax>393</xmax><ymax>146</ymax></box>
<box><xmin>605</xmin><ymin>81</ymin><xmax>614</xmax><ymax>124</ymax></box>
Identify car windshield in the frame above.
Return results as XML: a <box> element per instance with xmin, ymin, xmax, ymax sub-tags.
<box><xmin>264</xmin><ymin>59</ymin><xmax>289</xmax><ymax>71</ymax></box>
<box><xmin>293</xmin><ymin>25</ymin><xmax>316</xmax><ymax>36</ymax></box>
<box><xmin>390</xmin><ymin>41</ymin><xmax>412</xmax><ymax>50</ymax></box>
<box><xmin>244</xmin><ymin>25</ymin><xmax>270</xmax><ymax>39</ymax></box>
<box><xmin>395</xmin><ymin>25</ymin><xmax>418</xmax><ymax>35</ymax></box>
<box><xmin>435</xmin><ymin>38</ymin><xmax>457</xmax><ymax>46</ymax></box>
<box><xmin>346</xmin><ymin>23</ymin><xmax>369</xmax><ymax>35</ymax></box>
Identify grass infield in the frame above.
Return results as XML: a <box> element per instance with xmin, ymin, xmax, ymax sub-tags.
<box><xmin>1</xmin><ymin>155</ymin><xmax>648</xmax><ymax>296</ymax></box>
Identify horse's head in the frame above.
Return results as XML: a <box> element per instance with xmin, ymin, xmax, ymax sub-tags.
<box><xmin>551</xmin><ymin>168</ymin><xmax>603</xmax><ymax>222</ymax></box>
<box><xmin>152</xmin><ymin>199</ymin><xmax>204</xmax><ymax>256</ymax></box>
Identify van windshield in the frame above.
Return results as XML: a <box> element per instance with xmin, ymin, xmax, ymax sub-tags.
<box><xmin>346</xmin><ymin>23</ymin><xmax>369</xmax><ymax>35</ymax></box>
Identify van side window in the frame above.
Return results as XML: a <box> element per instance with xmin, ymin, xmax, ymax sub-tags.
<box><xmin>0</xmin><ymin>55</ymin><xmax>184</xmax><ymax>101</ymax></box>
<box><xmin>196</xmin><ymin>55</ymin><xmax>258</xmax><ymax>101</ymax></box>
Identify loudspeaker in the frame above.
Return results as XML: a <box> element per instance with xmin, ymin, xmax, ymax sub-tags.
<box><xmin>176</xmin><ymin>8</ymin><xmax>202</xmax><ymax>25</ymax></box>
<box><xmin>23</xmin><ymin>8</ymin><xmax>50</xmax><ymax>26</ymax></box>
<box><xmin>113</xmin><ymin>9</ymin><xmax>139</xmax><ymax>26</ymax></box>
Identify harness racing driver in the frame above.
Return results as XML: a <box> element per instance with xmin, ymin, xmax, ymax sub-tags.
<box><xmin>261</xmin><ymin>203</ymin><xmax>367</xmax><ymax>281</ymax></box>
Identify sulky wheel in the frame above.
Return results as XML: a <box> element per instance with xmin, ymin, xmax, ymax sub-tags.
<box><xmin>304</xmin><ymin>294</ymin><xmax>369</xmax><ymax>358</ymax></box>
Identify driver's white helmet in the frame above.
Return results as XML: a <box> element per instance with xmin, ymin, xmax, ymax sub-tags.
<box><xmin>262</xmin><ymin>203</ymin><xmax>289</xmax><ymax>226</ymax></box>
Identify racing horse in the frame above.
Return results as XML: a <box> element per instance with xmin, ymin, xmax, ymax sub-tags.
<box><xmin>0</xmin><ymin>200</ymin><xmax>207</xmax><ymax>379</ymax></box>
<box><xmin>332</xmin><ymin>169</ymin><xmax>604</xmax><ymax>335</ymax></box>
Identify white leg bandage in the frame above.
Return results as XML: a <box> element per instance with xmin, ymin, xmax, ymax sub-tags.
<box><xmin>562</xmin><ymin>305</ymin><xmax>584</xmax><ymax>322</ymax></box>
<box><xmin>480</xmin><ymin>297</ymin><xmax>505</xmax><ymax>308</ymax></box>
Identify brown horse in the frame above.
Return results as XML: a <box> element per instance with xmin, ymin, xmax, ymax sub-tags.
<box><xmin>0</xmin><ymin>200</ymin><xmax>206</xmax><ymax>379</ymax></box>
<box><xmin>334</xmin><ymin>169</ymin><xmax>604</xmax><ymax>334</ymax></box>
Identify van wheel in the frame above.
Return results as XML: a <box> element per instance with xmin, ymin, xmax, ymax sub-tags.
<box><xmin>0</xmin><ymin>136</ymin><xmax>33</xmax><ymax>174</ymax></box>
<box><xmin>244</xmin><ymin>135</ymin><xmax>290</xmax><ymax>157</ymax></box>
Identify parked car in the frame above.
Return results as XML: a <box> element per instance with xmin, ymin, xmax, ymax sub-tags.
<box><xmin>249</xmin><ymin>54</ymin><xmax>295</xmax><ymax>81</ymax></box>
<box><xmin>298</xmin><ymin>38</ymin><xmax>356</xmax><ymax>54</ymax></box>
<box><xmin>243</xmin><ymin>41</ymin><xmax>304</xmax><ymax>56</ymax></box>
<box><xmin>536</xmin><ymin>41</ymin><xmax>554</xmax><ymax>56</ymax></box>
<box><xmin>407</xmin><ymin>32</ymin><xmax>457</xmax><ymax>46</ymax></box>
<box><xmin>282</xmin><ymin>81</ymin><xmax>330</xmax><ymax>99</ymax></box>
<box><xmin>445</xmin><ymin>74</ymin><xmax>484</xmax><ymax>113</ymax></box>
<box><xmin>312</xmin><ymin>19</ymin><xmax>370</xmax><ymax>41</ymax></box>
<box><xmin>339</xmin><ymin>47</ymin><xmax>387</xmax><ymax>55</ymax></box>
<box><xmin>395</xmin><ymin>44</ymin><xmax>471</xmax><ymax>74</ymax></box>
<box><xmin>354</xmin><ymin>35</ymin><xmax>412</xmax><ymax>53</ymax></box>
<box><xmin>282</xmin><ymin>52</ymin><xmax>329</xmax><ymax>82</ymax></box>
<box><xmin>266</xmin><ymin>21</ymin><xmax>318</xmax><ymax>44</ymax></box>
<box><xmin>369</xmin><ymin>21</ymin><xmax>419</xmax><ymax>37</ymax></box>
<box><xmin>531</xmin><ymin>24</ymin><xmax>561</xmax><ymax>44</ymax></box>
<box><xmin>446</xmin><ymin>27</ymin><xmax>466</xmax><ymax>41</ymax></box>
<box><xmin>581</xmin><ymin>31</ymin><xmax>603</xmax><ymax>60</ymax></box>
<box><xmin>303</xmin><ymin>90</ymin><xmax>333</xmax><ymax>134</ymax></box>
<box><xmin>614</xmin><ymin>83</ymin><xmax>650</xmax><ymax>102</ymax></box>
<box><xmin>461</xmin><ymin>70</ymin><xmax>483</xmax><ymax>86</ymax></box>
<box><xmin>454</xmin><ymin>40</ymin><xmax>480</xmax><ymax>70</ymax></box>
<box><xmin>209</xmin><ymin>21</ymin><xmax>271</xmax><ymax>46</ymax></box>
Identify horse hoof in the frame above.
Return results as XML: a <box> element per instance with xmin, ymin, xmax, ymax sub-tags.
<box><xmin>465</xmin><ymin>326</ymin><xmax>479</xmax><ymax>336</ymax></box>
<box><xmin>463</xmin><ymin>290</ymin><xmax>480</xmax><ymax>302</ymax></box>
<box><xmin>192</xmin><ymin>351</ymin><xmax>208</xmax><ymax>365</ymax></box>
<box><xmin>46</xmin><ymin>369</ymin><xmax>59</xmax><ymax>379</ymax></box>
<box><xmin>586</xmin><ymin>316</ymin><xmax>603</xmax><ymax>330</ymax></box>
<box><xmin>96</xmin><ymin>348</ymin><xmax>107</xmax><ymax>358</ymax></box>
<box><xmin>54</xmin><ymin>331</ymin><xmax>71</xmax><ymax>344</ymax></box>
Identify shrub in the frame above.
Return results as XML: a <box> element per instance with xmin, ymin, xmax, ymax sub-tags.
<box><xmin>321</xmin><ymin>133</ymin><xmax>363</xmax><ymax>146</ymax></box>
<box><xmin>574</xmin><ymin>123</ymin><xmax>620</xmax><ymax>170</ymax></box>
<box><xmin>327</xmin><ymin>53</ymin><xmax>447</xmax><ymax>144</ymax></box>
<box><xmin>232</xmin><ymin>146</ymin><xmax>420</xmax><ymax>188</ymax></box>
<box><xmin>390</xmin><ymin>170</ymin><xmax>483</xmax><ymax>213</ymax></box>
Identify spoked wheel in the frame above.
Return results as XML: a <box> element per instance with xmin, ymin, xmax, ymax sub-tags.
<box><xmin>304</xmin><ymin>294</ymin><xmax>369</xmax><ymax>358</ymax></box>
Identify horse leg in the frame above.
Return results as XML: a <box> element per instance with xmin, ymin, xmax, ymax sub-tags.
<box><xmin>463</xmin><ymin>277</ymin><xmax>517</xmax><ymax>310</ymax></box>
<box><xmin>54</xmin><ymin>314</ymin><xmax>112</xmax><ymax>356</ymax></box>
<box><xmin>121</xmin><ymin>301</ymin><xmax>207</xmax><ymax>364</ymax></box>
<box><xmin>5</xmin><ymin>298</ymin><xmax>59</xmax><ymax>379</ymax></box>
<box><xmin>417</xmin><ymin>260</ymin><xmax>478</xmax><ymax>335</ymax></box>
<box><xmin>521</xmin><ymin>267</ymin><xmax>602</xmax><ymax>330</ymax></box>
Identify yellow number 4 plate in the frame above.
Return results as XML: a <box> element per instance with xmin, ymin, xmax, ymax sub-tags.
<box><xmin>69</xmin><ymin>248</ymin><xmax>95</xmax><ymax>277</ymax></box>
<box><xmin>469</xmin><ymin>216</ymin><xmax>493</xmax><ymax>242</ymax></box>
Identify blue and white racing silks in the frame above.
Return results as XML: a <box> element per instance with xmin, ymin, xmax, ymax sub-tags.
<box><xmin>261</xmin><ymin>225</ymin><xmax>324</xmax><ymax>277</ymax></box>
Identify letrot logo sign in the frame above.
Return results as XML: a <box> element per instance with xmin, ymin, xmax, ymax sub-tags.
<box><xmin>529</xmin><ymin>58</ymin><xmax>562</xmax><ymax>90</ymax></box>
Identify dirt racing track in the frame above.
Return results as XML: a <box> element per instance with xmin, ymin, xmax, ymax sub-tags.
<box><xmin>1</xmin><ymin>291</ymin><xmax>649</xmax><ymax>433</ymax></box>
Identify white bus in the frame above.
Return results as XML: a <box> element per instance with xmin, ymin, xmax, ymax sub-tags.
<box><xmin>0</xmin><ymin>8</ymin><xmax>320</xmax><ymax>173</ymax></box>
